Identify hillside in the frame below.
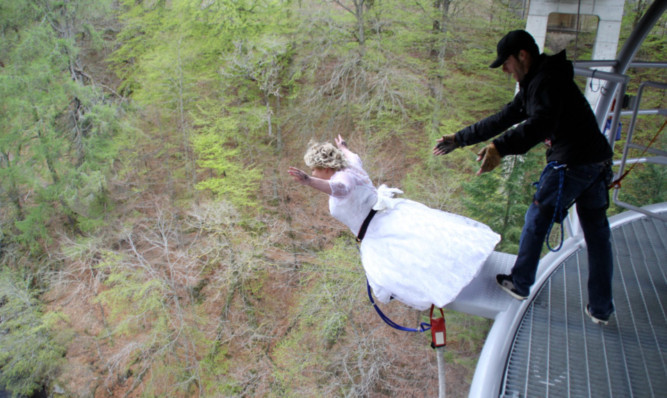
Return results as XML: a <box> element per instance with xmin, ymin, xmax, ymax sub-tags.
<box><xmin>1</xmin><ymin>0</ymin><xmax>664</xmax><ymax>397</ymax></box>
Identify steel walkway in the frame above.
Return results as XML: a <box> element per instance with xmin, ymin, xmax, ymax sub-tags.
<box><xmin>452</xmin><ymin>204</ymin><xmax>667</xmax><ymax>397</ymax></box>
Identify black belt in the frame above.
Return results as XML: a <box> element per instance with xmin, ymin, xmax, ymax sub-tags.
<box><xmin>356</xmin><ymin>209</ymin><xmax>377</xmax><ymax>243</ymax></box>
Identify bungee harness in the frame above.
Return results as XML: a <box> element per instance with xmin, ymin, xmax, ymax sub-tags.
<box><xmin>539</xmin><ymin>161</ymin><xmax>567</xmax><ymax>252</ymax></box>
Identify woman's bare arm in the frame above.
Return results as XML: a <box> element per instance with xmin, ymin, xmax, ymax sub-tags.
<box><xmin>288</xmin><ymin>166</ymin><xmax>333</xmax><ymax>195</ymax></box>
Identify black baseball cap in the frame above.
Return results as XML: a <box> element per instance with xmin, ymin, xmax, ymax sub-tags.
<box><xmin>489</xmin><ymin>30</ymin><xmax>539</xmax><ymax>68</ymax></box>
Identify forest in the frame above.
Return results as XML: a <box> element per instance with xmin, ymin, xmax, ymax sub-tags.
<box><xmin>0</xmin><ymin>0</ymin><xmax>665</xmax><ymax>396</ymax></box>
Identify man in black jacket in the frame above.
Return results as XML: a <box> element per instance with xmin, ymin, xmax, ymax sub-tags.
<box><xmin>434</xmin><ymin>30</ymin><xmax>615</xmax><ymax>325</ymax></box>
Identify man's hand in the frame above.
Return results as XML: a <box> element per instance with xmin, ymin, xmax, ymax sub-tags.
<box><xmin>433</xmin><ymin>134</ymin><xmax>459</xmax><ymax>156</ymax></box>
<box><xmin>476</xmin><ymin>143</ymin><xmax>501</xmax><ymax>175</ymax></box>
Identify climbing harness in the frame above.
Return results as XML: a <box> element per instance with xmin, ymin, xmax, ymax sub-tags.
<box><xmin>539</xmin><ymin>161</ymin><xmax>567</xmax><ymax>252</ymax></box>
<box><xmin>609</xmin><ymin>119</ymin><xmax>667</xmax><ymax>189</ymax></box>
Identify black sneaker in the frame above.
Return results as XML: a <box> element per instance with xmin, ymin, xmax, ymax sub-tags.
<box><xmin>585</xmin><ymin>304</ymin><xmax>613</xmax><ymax>325</ymax></box>
<box><xmin>496</xmin><ymin>274</ymin><xmax>528</xmax><ymax>300</ymax></box>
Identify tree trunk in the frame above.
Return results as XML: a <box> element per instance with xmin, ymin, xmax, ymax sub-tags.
<box><xmin>356</xmin><ymin>0</ymin><xmax>365</xmax><ymax>47</ymax></box>
<box><xmin>1</xmin><ymin>152</ymin><xmax>24</xmax><ymax>220</ymax></box>
<box><xmin>433</xmin><ymin>0</ymin><xmax>451</xmax><ymax>66</ymax></box>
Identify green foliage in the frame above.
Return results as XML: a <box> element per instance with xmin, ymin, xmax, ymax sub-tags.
<box><xmin>442</xmin><ymin>310</ymin><xmax>492</xmax><ymax>372</ymax></box>
<box><xmin>0</xmin><ymin>0</ymin><xmax>124</xmax><ymax>254</ymax></box>
<box><xmin>402</xmin><ymin>149</ymin><xmax>473</xmax><ymax>215</ymax></box>
<box><xmin>289</xmin><ymin>0</ymin><xmax>439</xmax><ymax>143</ymax></box>
<box><xmin>612</xmin><ymin>118</ymin><xmax>667</xmax><ymax>212</ymax></box>
<box><xmin>221</xmin><ymin>33</ymin><xmax>297</xmax><ymax>151</ymax></box>
<box><xmin>273</xmin><ymin>237</ymin><xmax>363</xmax><ymax>393</ymax></box>
<box><xmin>191</xmin><ymin>102</ymin><xmax>263</xmax><ymax>208</ymax></box>
<box><xmin>462</xmin><ymin>166</ymin><xmax>505</xmax><ymax>221</ymax></box>
<box><xmin>615</xmin><ymin>162</ymin><xmax>666</xmax><ymax>208</ymax></box>
<box><xmin>13</xmin><ymin>204</ymin><xmax>54</xmax><ymax>254</ymax></box>
<box><xmin>94</xmin><ymin>250</ymin><xmax>210</xmax><ymax>397</ymax></box>
<box><xmin>109</xmin><ymin>0</ymin><xmax>294</xmax><ymax>201</ymax></box>
<box><xmin>89</xmin><ymin>202</ymin><xmax>274</xmax><ymax>397</ymax></box>
<box><xmin>272</xmin><ymin>328</ymin><xmax>321</xmax><ymax>396</ymax></box>
<box><xmin>95</xmin><ymin>259</ymin><xmax>167</xmax><ymax>335</ymax></box>
<box><xmin>608</xmin><ymin>3</ymin><xmax>667</xmax><ymax>214</ymax></box>
<box><xmin>111</xmin><ymin>0</ymin><xmax>285</xmax><ymax>94</ymax></box>
<box><xmin>1</xmin><ymin>1</ymin><xmax>665</xmax><ymax>397</ymax></box>
<box><xmin>463</xmin><ymin>150</ymin><xmax>543</xmax><ymax>254</ymax></box>
<box><xmin>0</xmin><ymin>269</ymin><xmax>68</xmax><ymax>397</ymax></box>
<box><xmin>305</xmin><ymin>238</ymin><xmax>362</xmax><ymax>345</ymax></box>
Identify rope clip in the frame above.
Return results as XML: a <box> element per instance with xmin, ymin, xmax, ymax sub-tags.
<box><xmin>430</xmin><ymin>305</ymin><xmax>447</xmax><ymax>348</ymax></box>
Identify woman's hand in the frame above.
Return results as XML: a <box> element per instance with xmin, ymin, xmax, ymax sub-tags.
<box><xmin>335</xmin><ymin>134</ymin><xmax>347</xmax><ymax>149</ymax></box>
<box><xmin>288</xmin><ymin>166</ymin><xmax>310</xmax><ymax>185</ymax></box>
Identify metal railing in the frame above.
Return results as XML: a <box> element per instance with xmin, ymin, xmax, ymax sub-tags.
<box><xmin>569</xmin><ymin>65</ymin><xmax>667</xmax><ymax>225</ymax></box>
<box><xmin>611</xmin><ymin>80</ymin><xmax>667</xmax><ymax>222</ymax></box>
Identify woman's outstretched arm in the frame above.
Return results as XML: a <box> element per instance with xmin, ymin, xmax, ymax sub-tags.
<box><xmin>335</xmin><ymin>134</ymin><xmax>352</xmax><ymax>155</ymax></box>
<box><xmin>288</xmin><ymin>166</ymin><xmax>333</xmax><ymax>195</ymax></box>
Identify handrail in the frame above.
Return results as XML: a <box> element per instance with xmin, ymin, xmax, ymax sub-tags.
<box><xmin>565</xmin><ymin>67</ymin><xmax>629</xmax><ymax>237</ymax></box>
<box><xmin>594</xmin><ymin>0</ymin><xmax>667</xmax><ymax>127</ymax></box>
<box><xmin>611</xmin><ymin>80</ymin><xmax>667</xmax><ymax>222</ymax></box>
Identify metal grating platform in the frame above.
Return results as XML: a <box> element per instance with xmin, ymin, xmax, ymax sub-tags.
<box><xmin>500</xmin><ymin>211</ymin><xmax>667</xmax><ymax>397</ymax></box>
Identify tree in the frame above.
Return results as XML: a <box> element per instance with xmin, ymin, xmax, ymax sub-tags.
<box><xmin>222</xmin><ymin>37</ymin><xmax>295</xmax><ymax>152</ymax></box>
<box><xmin>0</xmin><ymin>268</ymin><xmax>68</xmax><ymax>397</ymax></box>
<box><xmin>0</xmin><ymin>0</ymin><xmax>124</xmax><ymax>253</ymax></box>
<box><xmin>462</xmin><ymin>150</ymin><xmax>542</xmax><ymax>254</ymax></box>
<box><xmin>289</xmin><ymin>0</ymin><xmax>438</xmax><ymax>147</ymax></box>
<box><xmin>108</xmin><ymin>0</ymin><xmax>296</xmax><ymax>206</ymax></box>
<box><xmin>191</xmin><ymin>102</ymin><xmax>263</xmax><ymax>208</ymax></box>
<box><xmin>608</xmin><ymin>2</ymin><xmax>667</xmax><ymax>213</ymax></box>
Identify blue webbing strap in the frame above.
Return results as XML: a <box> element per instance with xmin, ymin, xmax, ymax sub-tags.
<box><xmin>543</xmin><ymin>162</ymin><xmax>567</xmax><ymax>252</ymax></box>
<box><xmin>366</xmin><ymin>279</ymin><xmax>431</xmax><ymax>333</ymax></box>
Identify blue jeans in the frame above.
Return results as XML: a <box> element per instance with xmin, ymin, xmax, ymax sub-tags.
<box><xmin>511</xmin><ymin>161</ymin><xmax>614</xmax><ymax>318</ymax></box>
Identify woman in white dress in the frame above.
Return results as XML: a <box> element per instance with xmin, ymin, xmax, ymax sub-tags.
<box><xmin>288</xmin><ymin>135</ymin><xmax>501</xmax><ymax>311</ymax></box>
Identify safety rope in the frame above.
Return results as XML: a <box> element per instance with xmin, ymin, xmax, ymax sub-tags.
<box><xmin>609</xmin><ymin>119</ymin><xmax>667</xmax><ymax>189</ymax></box>
<box><xmin>542</xmin><ymin>162</ymin><xmax>567</xmax><ymax>252</ymax></box>
<box><xmin>366</xmin><ymin>280</ymin><xmax>431</xmax><ymax>333</ymax></box>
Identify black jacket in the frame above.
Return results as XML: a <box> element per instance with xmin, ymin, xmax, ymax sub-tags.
<box><xmin>455</xmin><ymin>50</ymin><xmax>613</xmax><ymax>166</ymax></box>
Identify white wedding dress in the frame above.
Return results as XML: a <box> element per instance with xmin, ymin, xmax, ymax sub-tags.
<box><xmin>329</xmin><ymin>149</ymin><xmax>501</xmax><ymax>311</ymax></box>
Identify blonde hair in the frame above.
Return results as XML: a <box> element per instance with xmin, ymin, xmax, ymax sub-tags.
<box><xmin>303</xmin><ymin>140</ymin><xmax>348</xmax><ymax>170</ymax></box>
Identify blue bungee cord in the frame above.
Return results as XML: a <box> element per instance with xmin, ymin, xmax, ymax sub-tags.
<box><xmin>365</xmin><ymin>279</ymin><xmax>431</xmax><ymax>333</ymax></box>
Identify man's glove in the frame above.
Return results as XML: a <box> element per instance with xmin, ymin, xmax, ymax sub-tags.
<box><xmin>433</xmin><ymin>134</ymin><xmax>459</xmax><ymax>156</ymax></box>
<box><xmin>476</xmin><ymin>143</ymin><xmax>501</xmax><ymax>175</ymax></box>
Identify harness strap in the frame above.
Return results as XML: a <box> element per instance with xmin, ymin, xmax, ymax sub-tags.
<box><xmin>356</xmin><ymin>209</ymin><xmax>377</xmax><ymax>242</ymax></box>
<box><xmin>543</xmin><ymin>162</ymin><xmax>567</xmax><ymax>252</ymax></box>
